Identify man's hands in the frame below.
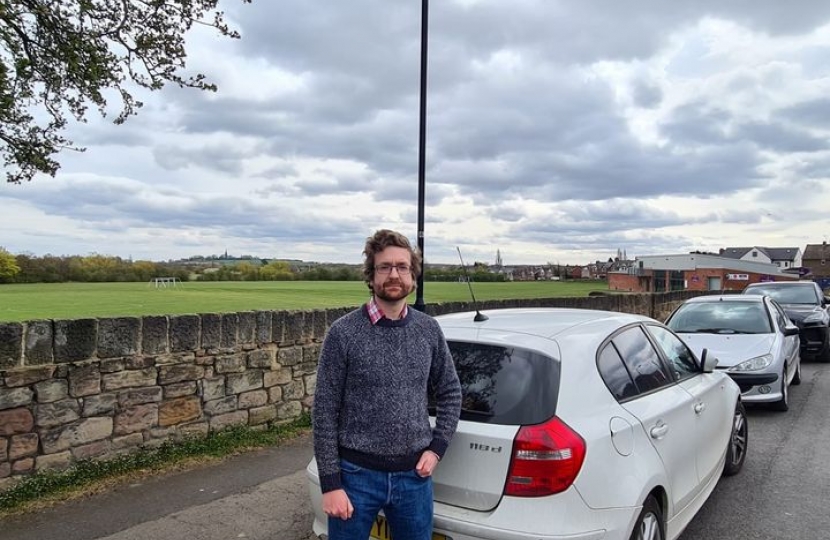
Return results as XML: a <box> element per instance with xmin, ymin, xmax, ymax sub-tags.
<box><xmin>323</xmin><ymin>451</ymin><xmax>439</xmax><ymax>521</ymax></box>
<box><xmin>322</xmin><ymin>489</ymin><xmax>354</xmax><ymax>520</ymax></box>
<box><xmin>416</xmin><ymin>449</ymin><xmax>440</xmax><ymax>477</ymax></box>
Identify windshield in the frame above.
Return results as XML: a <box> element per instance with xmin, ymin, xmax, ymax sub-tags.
<box><xmin>744</xmin><ymin>284</ymin><xmax>819</xmax><ymax>305</ymax></box>
<box><xmin>667</xmin><ymin>301</ymin><xmax>772</xmax><ymax>334</ymax></box>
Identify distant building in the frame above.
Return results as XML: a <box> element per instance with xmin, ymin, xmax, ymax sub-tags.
<box><xmin>609</xmin><ymin>253</ymin><xmax>798</xmax><ymax>293</ymax></box>
<box><xmin>718</xmin><ymin>246</ymin><xmax>802</xmax><ymax>270</ymax></box>
<box><xmin>803</xmin><ymin>241</ymin><xmax>830</xmax><ymax>279</ymax></box>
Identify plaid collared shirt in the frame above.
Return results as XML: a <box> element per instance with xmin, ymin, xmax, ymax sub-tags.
<box><xmin>367</xmin><ymin>297</ymin><xmax>408</xmax><ymax>325</ymax></box>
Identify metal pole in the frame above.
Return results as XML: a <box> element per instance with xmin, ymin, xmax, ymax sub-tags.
<box><xmin>414</xmin><ymin>0</ymin><xmax>429</xmax><ymax>312</ymax></box>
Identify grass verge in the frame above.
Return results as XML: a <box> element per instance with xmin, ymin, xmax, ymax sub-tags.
<box><xmin>0</xmin><ymin>413</ymin><xmax>311</xmax><ymax>517</ymax></box>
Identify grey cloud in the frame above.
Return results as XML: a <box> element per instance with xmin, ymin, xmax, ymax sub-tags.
<box><xmin>71</xmin><ymin>125</ymin><xmax>151</xmax><ymax>147</ymax></box>
<box><xmin>508</xmin><ymin>201</ymin><xmax>693</xmax><ymax>238</ymax></box>
<box><xmin>779</xmin><ymin>98</ymin><xmax>830</xmax><ymax>129</ymax></box>
<box><xmin>174</xmin><ymin>90</ymin><xmax>418</xmax><ymax>180</ymax></box>
<box><xmin>713</xmin><ymin>209</ymin><xmax>764</xmax><ymax>225</ymax></box>
<box><xmin>790</xmin><ymin>156</ymin><xmax>830</xmax><ymax>180</ymax></box>
<box><xmin>4</xmin><ymin>179</ymin><xmax>363</xmax><ymax>247</ymax></box>
<box><xmin>438</xmin><ymin>137</ymin><xmax>763</xmax><ymax>202</ymax></box>
<box><xmin>254</xmin><ymin>161</ymin><xmax>299</xmax><ymax>180</ymax></box>
<box><xmin>659</xmin><ymin>103</ymin><xmax>730</xmax><ymax>146</ymax></box>
<box><xmin>733</xmin><ymin>121</ymin><xmax>828</xmax><ymax>153</ymax></box>
<box><xmin>632</xmin><ymin>82</ymin><xmax>663</xmax><ymax>109</ymax></box>
<box><xmin>485</xmin><ymin>205</ymin><xmax>525</xmax><ymax>223</ymax></box>
<box><xmin>153</xmin><ymin>142</ymin><xmax>265</xmax><ymax>174</ymax></box>
<box><xmin>755</xmin><ymin>180</ymin><xmax>828</xmax><ymax>210</ymax></box>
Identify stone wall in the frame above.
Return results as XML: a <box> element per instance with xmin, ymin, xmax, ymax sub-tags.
<box><xmin>0</xmin><ymin>291</ymin><xmax>701</xmax><ymax>490</ymax></box>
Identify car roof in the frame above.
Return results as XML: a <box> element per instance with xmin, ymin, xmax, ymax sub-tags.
<box><xmin>434</xmin><ymin>307</ymin><xmax>653</xmax><ymax>339</ymax></box>
<box><xmin>683</xmin><ymin>294</ymin><xmax>765</xmax><ymax>304</ymax></box>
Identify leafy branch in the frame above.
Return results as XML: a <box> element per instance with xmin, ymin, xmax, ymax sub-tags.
<box><xmin>0</xmin><ymin>0</ymin><xmax>252</xmax><ymax>183</ymax></box>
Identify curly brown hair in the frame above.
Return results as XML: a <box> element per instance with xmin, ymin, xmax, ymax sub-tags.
<box><xmin>362</xmin><ymin>229</ymin><xmax>422</xmax><ymax>290</ymax></box>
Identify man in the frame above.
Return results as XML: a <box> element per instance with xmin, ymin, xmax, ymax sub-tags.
<box><xmin>312</xmin><ymin>229</ymin><xmax>462</xmax><ymax>540</ymax></box>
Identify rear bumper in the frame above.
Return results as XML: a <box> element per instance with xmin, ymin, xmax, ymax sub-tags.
<box><xmin>432</xmin><ymin>512</ymin><xmax>608</xmax><ymax>540</ymax></box>
<box><xmin>431</xmin><ymin>491</ymin><xmax>641</xmax><ymax>540</ymax></box>
<box><xmin>308</xmin><ymin>461</ymin><xmax>633</xmax><ymax>540</ymax></box>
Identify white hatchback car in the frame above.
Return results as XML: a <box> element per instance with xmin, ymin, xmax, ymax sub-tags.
<box><xmin>307</xmin><ymin>308</ymin><xmax>747</xmax><ymax>540</ymax></box>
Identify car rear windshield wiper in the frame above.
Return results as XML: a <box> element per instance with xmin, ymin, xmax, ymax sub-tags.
<box><xmin>429</xmin><ymin>405</ymin><xmax>495</xmax><ymax>417</ymax></box>
<box><xmin>460</xmin><ymin>408</ymin><xmax>495</xmax><ymax>417</ymax></box>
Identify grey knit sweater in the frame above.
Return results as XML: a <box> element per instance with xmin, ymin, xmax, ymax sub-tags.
<box><xmin>312</xmin><ymin>305</ymin><xmax>462</xmax><ymax>493</ymax></box>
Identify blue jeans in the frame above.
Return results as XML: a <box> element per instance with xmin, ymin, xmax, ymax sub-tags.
<box><xmin>328</xmin><ymin>458</ymin><xmax>433</xmax><ymax>540</ymax></box>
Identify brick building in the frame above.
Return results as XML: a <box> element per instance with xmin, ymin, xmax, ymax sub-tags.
<box><xmin>803</xmin><ymin>242</ymin><xmax>830</xmax><ymax>278</ymax></box>
<box><xmin>608</xmin><ymin>253</ymin><xmax>798</xmax><ymax>293</ymax></box>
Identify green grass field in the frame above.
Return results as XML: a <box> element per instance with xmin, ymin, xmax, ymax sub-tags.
<box><xmin>0</xmin><ymin>280</ymin><xmax>608</xmax><ymax>322</ymax></box>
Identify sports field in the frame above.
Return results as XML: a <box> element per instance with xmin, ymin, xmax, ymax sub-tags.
<box><xmin>0</xmin><ymin>280</ymin><xmax>608</xmax><ymax>322</ymax></box>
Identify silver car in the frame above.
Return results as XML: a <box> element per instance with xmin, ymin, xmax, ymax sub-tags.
<box><xmin>666</xmin><ymin>295</ymin><xmax>801</xmax><ymax>411</ymax></box>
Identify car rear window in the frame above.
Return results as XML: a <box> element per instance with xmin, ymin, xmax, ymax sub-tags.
<box><xmin>438</xmin><ymin>340</ymin><xmax>560</xmax><ymax>426</ymax></box>
<box><xmin>744</xmin><ymin>284</ymin><xmax>819</xmax><ymax>305</ymax></box>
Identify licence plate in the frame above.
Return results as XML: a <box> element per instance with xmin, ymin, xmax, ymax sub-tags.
<box><xmin>370</xmin><ymin>515</ymin><xmax>448</xmax><ymax>540</ymax></box>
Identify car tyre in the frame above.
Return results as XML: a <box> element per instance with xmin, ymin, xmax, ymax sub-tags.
<box><xmin>723</xmin><ymin>401</ymin><xmax>748</xmax><ymax>476</ymax></box>
<box><xmin>629</xmin><ymin>495</ymin><xmax>664</xmax><ymax>540</ymax></box>
<box><xmin>792</xmin><ymin>360</ymin><xmax>802</xmax><ymax>386</ymax></box>
<box><xmin>820</xmin><ymin>338</ymin><xmax>830</xmax><ymax>363</ymax></box>
<box><xmin>771</xmin><ymin>367</ymin><xmax>789</xmax><ymax>412</ymax></box>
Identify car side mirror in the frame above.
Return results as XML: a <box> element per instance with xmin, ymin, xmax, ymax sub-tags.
<box><xmin>783</xmin><ymin>325</ymin><xmax>800</xmax><ymax>337</ymax></box>
<box><xmin>700</xmin><ymin>348</ymin><xmax>719</xmax><ymax>373</ymax></box>
<box><xmin>700</xmin><ymin>349</ymin><xmax>718</xmax><ymax>373</ymax></box>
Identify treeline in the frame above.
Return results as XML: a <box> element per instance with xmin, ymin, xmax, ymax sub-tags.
<box><xmin>8</xmin><ymin>254</ymin><xmax>190</xmax><ymax>283</ymax></box>
<box><xmin>193</xmin><ymin>263</ymin><xmax>507</xmax><ymax>282</ymax></box>
<box><xmin>0</xmin><ymin>253</ymin><xmax>358</xmax><ymax>283</ymax></box>
<box><xmin>195</xmin><ymin>262</ymin><xmax>362</xmax><ymax>282</ymax></box>
<box><xmin>424</xmin><ymin>267</ymin><xmax>507</xmax><ymax>282</ymax></box>
<box><xmin>0</xmin><ymin>249</ymin><xmax>508</xmax><ymax>284</ymax></box>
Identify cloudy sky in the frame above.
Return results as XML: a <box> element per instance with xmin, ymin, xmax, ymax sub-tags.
<box><xmin>3</xmin><ymin>0</ymin><xmax>830</xmax><ymax>265</ymax></box>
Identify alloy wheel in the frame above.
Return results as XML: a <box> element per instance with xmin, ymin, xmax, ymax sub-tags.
<box><xmin>730</xmin><ymin>408</ymin><xmax>747</xmax><ymax>467</ymax></box>
<box><xmin>635</xmin><ymin>512</ymin><xmax>663</xmax><ymax>540</ymax></box>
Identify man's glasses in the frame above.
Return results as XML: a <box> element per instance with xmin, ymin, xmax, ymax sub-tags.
<box><xmin>375</xmin><ymin>264</ymin><xmax>412</xmax><ymax>275</ymax></box>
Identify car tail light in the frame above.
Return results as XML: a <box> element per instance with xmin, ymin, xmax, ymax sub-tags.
<box><xmin>504</xmin><ymin>416</ymin><xmax>586</xmax><ymax>497</ymax></box>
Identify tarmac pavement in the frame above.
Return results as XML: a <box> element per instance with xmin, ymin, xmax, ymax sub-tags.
<box><xmin>0</xmin><ymin>431</ymin><xmax>318</xmax><ymax>540</ymax></box>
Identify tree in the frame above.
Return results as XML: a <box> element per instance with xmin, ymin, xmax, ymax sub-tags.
<box><xmin>1</xmin><ymin>0</ymin><xmax>251</xmax><ymax>183</ymax></box>
<box><xmin>131</xmin><ymin>259</ymin><xmax>159</xmax><ymax>281</ymax></box>
<box><xmin>0</xmin><ymin>247</ymin><xmax>21</xmax><ymax>282</ymax></box>
<box><xmin>234</xmin><ymin>261</ymin><xmax>258</xmax><ymax>281</ymax></box>
<box><xmin>259</xmin><ymin>260</ymin><xmax>294</xmax><ymax>281</ymax></box>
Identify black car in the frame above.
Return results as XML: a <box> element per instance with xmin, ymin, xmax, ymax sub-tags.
<box><xmin>743</xmin><ymin>281</ymin><xmax>830</xmax><ymax>362</ymax></box>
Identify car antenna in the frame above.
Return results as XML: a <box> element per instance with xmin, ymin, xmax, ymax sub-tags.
<box><xmin>457</xmin><ymin>247</ymin><xmax>489</xmax><ymax>322</ymax></box>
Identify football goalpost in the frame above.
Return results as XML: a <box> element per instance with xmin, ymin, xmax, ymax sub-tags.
<box><xmin>148</xmin><ymin>277</ymin><xmax>182</xmax><ymax>289</ymax></box>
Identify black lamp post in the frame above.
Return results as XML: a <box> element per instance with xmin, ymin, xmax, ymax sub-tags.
<box><xmin>414</xmin><ymin>0</ymin><xmax>429</xmax><ymax>312</ymax></box>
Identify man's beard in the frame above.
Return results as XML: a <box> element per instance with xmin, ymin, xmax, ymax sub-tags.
<box><xmin>375</xmin><ymin>279</ymin><xmax>413</xmax><ymax>302</ymax></box>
